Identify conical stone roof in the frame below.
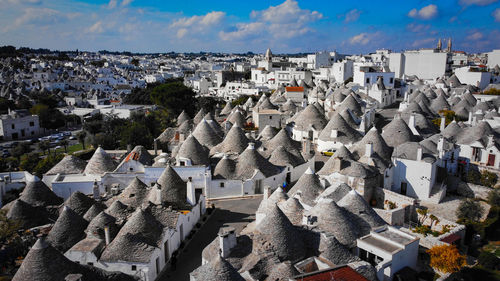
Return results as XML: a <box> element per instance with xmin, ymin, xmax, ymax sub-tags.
<box><xmin>63</xmin><ymin>191</ymin><xmax>96</xmax><ymax>217</ymax></box>
<box><xmin>287</xmin><ymin>167</ymin><xmax>324</xmax><ymax>206</ymax></box>
<box><xmin>192</xmin><ymin>119</ymin><xmax>222</xmax><ymax>148</ymax></box>
<box><xmin>178</xmin><ymin>134</ymin><xmax>210</xmax><ymax>165</ymax></box>
<box><xmin>47</xmin><ymin>206</ymin><xmax>88</xmax><ymax>252</ymax></box>
<box><xmin>157</xmin><ymin>166</ymin><xmax>190</xmax><ymax>210</ymax></box>
<box><xmin>45</xmin><ymin>155</ymin><xmax>86</xmax><ymax>175</ymax></box>
<box><xmin>20</xmin><ymin>179</ymin><xmax>63</xmax><ymax>207</ymax></box>
<box><xmin>84</xmin><ymin>147</ymin><xmax>116</xmax><ymax>175</ymax></box>
<box><xmin>381</xmin><ymin>115</ymin><xmax>417</xmax><ymax>147</ymax></box>
<box><xmin>210</xmin><ymin>125</ymin><xmax>249</xmax><ymax>155</ymax></box>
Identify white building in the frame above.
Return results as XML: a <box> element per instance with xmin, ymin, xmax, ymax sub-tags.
<box><xmin>454</xmin><ymin>66</ymin><xmax>492</xmax><ymax>90</ymax></box>
<box><xmin>389</xmin><ymin>49</ymin><xmax>451</xmax><ymax>80</ymax></box>
<box><xmin>487</xmin><ymin>49</ymin><xmax>500</xmax><ymax>68</ymax></box>
<box><xmin>0</xmin><ymin>110</ymin><xmax>40</xmax><ymax>141</ymax></box>
<box><xmin>357</xmin><ymin>226</ymin><xmax>419</xmax><ymax>281</ymax></box>
<box><xmin>353</xmin><ymin>65</ymin><xmax>395</xmax><ymax>89</ymax></box>
<box><xmin>331</xmin><ymin>60</ymin><xmax>354</xmax><ymax>83</ymax></box>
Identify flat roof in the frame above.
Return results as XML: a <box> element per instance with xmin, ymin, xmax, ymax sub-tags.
<box><xmin>377</xmin><ymin>228</ymin><xmax>415</xmax><ymax>245</ymax></box>
<box><xmin>358</xmin><ymin>235</ymin><xmax>402</xmax><ymax>254</ymax></box>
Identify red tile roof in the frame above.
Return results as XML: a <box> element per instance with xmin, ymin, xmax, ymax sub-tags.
<box><xmin>440</xmin><ymin>233</ymin><xmax>461</xmax><ymax>244</ymax></box>
<box><xmin>286</xmin><ymin>86</ymin><xmax>304</xmax><ymax>92</ymax></box>
<box><xmin>293</xmin><ymin>265</ymin><xmax>369</xmax><ymax>281</ymax></box>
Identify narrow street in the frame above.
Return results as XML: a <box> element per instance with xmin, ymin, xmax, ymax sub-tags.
<box><xmin>157</xmin><ymin>196</ymin><xmax>262</xmax><ymax>281</ymax></box>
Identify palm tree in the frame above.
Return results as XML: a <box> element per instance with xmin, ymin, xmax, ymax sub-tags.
<box><xmin>38</xmin><ymin>141</ymin><xmax>50</xmax><ymax>155</ymax></box>
<box><xmin>60</xmin><ymin>139</ymin><xmax>69</xmax><ymax>153</ymax></box>
<box><xmin>77</xmin><ymin>131</ymin><xmax>87</xmax><ymax>150</ymax></box>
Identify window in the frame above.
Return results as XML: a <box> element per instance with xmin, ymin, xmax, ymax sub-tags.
<box><xmin>11</xmin><ymin>124</ymin><xmax>15</xmax><ymax>129</ymax></box>
<box><xmin>129</xmin><ymin>167</ymin><xmax>134</xmax><ymax>171</ymax></box>
<box><xmin>29</xmin><ymin>121</ymin><xmax>34</xmax><ymax>127</ymax></box>
<box><xmin>269</xmin><ymin>116</ymin><xmax>272</xmax><ymax>120</ymax></box>
<box><xmin>131</xmin><ymin>265</ymin><xmax>137</xmax><ymax>271</ymax></box>
<box><xmin>220</xmin><ymin>182</ymin><xmax>224</xmax><ymax>188</ymax></box>
<box><xmin>87</xmin><ymin>262</ymin><xmax>93</xmax><ymax>266</ymax></box>
<box><xmin>390</xmin><ymin>78</ymin><xmax>394</xmax><ymax>84</ymax></box>
<box><xmin>366</xmin><ymin>78</ymin><xmax>370</xmax><ymax>84</ymax></box>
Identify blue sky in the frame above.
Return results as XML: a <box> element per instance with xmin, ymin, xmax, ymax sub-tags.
<box><xmin>0</xmin><ymin>0</ymin><xmax>499</xmax><ymax>54</ymax></box>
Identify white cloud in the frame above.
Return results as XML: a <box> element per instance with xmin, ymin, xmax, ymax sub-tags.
<box><xmin>406</xmin><ymin>23</ymin><xmax>430</xmax><ymax>33</ymax></box>
<box><xmin>344</xmin><ymin>9</ymin><xmax>361</xmax><ymax>23</ymax></box>
<box><xmin>411</xmin><ymin>38</ymin><xmax>435</xmax><ymax>47</ymax></box>
<box><xmin>467</xmin><ymin>31</ymin><xmax>484</xmax><ymax>40</ymax></box>
<box><xmin>349</xmin><ymin>32</ymin><xmax>381</xmax><ymax>45</ymax></box>
<box><xmin>220</xmin><ymin>0</ymin><xmax>322</xmax><ymax>42</ymax></box>
<box><xmin>86</xmin><ymin>21</ymin><xmax>104</xmax><ymax>33</ymax></box>
<box><xmin>13</xmin><ymin>7</ymin><xmax>72</xmax><ymax>27</ymax></box>
<box><xmin>121</xmin><ymin>0</ymin><xmax>133</xmax><ymax>7</ymax></box>
<box><xmin>459</xmin><ymin>0</ymin><xmax>498</xmax><ymax>6</ymax></box>
<box><xmin>170</xmin><ymin>11</ymin><xmax>225</xmax><ymax>38</ymax></box>
<box><xmin>493</xmin><ymin>8</ymin><xmax>500</xmax><ymax>22</ymax></box>
<box><xmin>0</xmin><ymin>0</ymin><xmax>41</xmax><ymax>4</ymax></box>
<box><xmin>107</xmin><ymin>0</ymin><xmax>117</xmax><ymax>9</ymax></box>
<box><xmin>408</xmin><ymin>4</ymin><xmax>438</xmax><ymax>20</ymax></box>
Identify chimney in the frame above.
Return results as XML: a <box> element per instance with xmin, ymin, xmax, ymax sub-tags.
<box><xmin>263</xmin><ymin>186</ymin><xmax>271</xmax><ymax>200</ymax></box>
<box><xmin>186</xmin><ymin>177</ymin><xmax>196</xmax><ymax>206</ymax></box>
<box><xmin>440</xmin><ymin>117</ymin><xmax>446</xmax><ymax>132</ymax></box>
<box><xmin>126</xmin><ymin>144</ymin><xmax>132</xmax><ymax>153</ymax></box>
<box><xmin>179</xmin><ymin>133</ymin><xmax>185</xmax><ymax>142</ymax></box>
<box><xmin>247</xmin><ymin>142</ymin><xmax>255</xmax><ymax>150</ymax></box>
<box><xmin>365</xmin><ymin>142</ymin><xmax>373</xmax><ymax>158</ymax></box>
<box><xmin>218</xmin><ymin>227</ymin><xmax>237</xmax><ymax>258</ymax></box>
<box><xmin>104</xmin><ymin>226</ymin><xmax>111</xmax><ymax>245</ymax></box>
<box><xmin>468</xmin><ymin>112</ymin><xmax>473</xmax><ymax>125</ymax></box>
<box><xmin>153</xmin><ymin>139</ymin><xmax>158</xmax><ymax>156</ymax></box>
<box><xmin>408</xmin><ymin>114</ymin><xmax>419</xmax><ymax>136</ymax></box>
<box><xmin>92</xmin><ymin>180</ymin><xmax>100</xmax><ymax>200</ymax></box>
<box><xmin>437</xmin><ymin>137</ymin><xmax>445</xmax><ymax>157</ymax></box>
<box><xmin>403</xmin><ymin>91</ymin><xmax>409</xmax><ymax>102</ymax></box>
<box><xmin>416</xmin><ymin>147</ymin><xmax>423</xmax><ymax>161</ymax></box>
<box><xmin>487</xmin><ymin>135</ymin><xmax>494</xmax><ymax>148</ymax></box>
<box><xmin>330</xmin><ymin>129</ymin><xmax>338</xmax><ymax>138</ymax></box>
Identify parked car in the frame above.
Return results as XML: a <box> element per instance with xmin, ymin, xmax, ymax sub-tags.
<box><xmin>2</xmin><ymin>150</ymin><xmax>10</xmax><ymax>157</ymax></box>
<box><xmin>69</xmin><ymin>136</ymin><xmax>76</xmax><ymax>140</ymax></box>
<box><xmin>320</xmin><ymin>149</ymin><xmax>336</xmax><ymax>157</ymax></box>
<box><xmin>63</xmin><ymin>131</ymin><xmax>72</xmax><ymax>136</ymax></box>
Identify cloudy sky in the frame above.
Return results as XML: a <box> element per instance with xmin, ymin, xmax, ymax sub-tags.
<box><xmin>0</xmin><ymin>0</ymin><xmax>499</xmax><ymax>54</ymax></box>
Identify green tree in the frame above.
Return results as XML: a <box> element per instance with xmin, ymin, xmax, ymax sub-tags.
<box><xmin>10</xmin><ymin>142</ymin><xmax>31</xmax><ymax>161</ymax></box>
<box><xmin>150</xmin><ymin>82</ymin><xmax>197</xmax><ymax>117</ymax></box>
<box><xmin>77</xmin><ymin>131</ymin><xmax>87</xmax><ymax>149</ymax></box>
<box><xmin>19</xmin><ymin>153</ymin><xmax>40</xmax><ymax>173</ymax></box>
<box><xmin>38</xmin><ymin>140</ymin><xmax>50</xmax><ymax>155</ymax></box>
<box><xmin>33</xmin><ymin>154</ymin><xmax>64</xmax><ymax>177</ymax></box>
<box><xmin>480</xmin><ymin>170</ymin><xmax>497</xmax><ymax>188</ymax></box>
<box><xmin>120</xmin><ymin>122</ymin><xmax>153</xmax><ymax>149</ymax></box>
<box><xmin>487</xmin><ymin>189</ymin><xmax>500</xmax><ymax>206</ymax></box>
<box><xmin>83</xmin><ymin>120</ymin><xmax>103</xmax><ymax>136</ymax></box>
<box><xmin>60</xmin><ymin>139</ymin><xmax>69</xmax><ymax>153</ymax></box>
<box><xmin>457</xmin><ymin>199</ymin><xmax>484</xmax><ymax>222</ymax></box>
<box><xmin>0</xmin><ymin>210</ymin><xmax>20</xmax><ymax>243</ymax></box>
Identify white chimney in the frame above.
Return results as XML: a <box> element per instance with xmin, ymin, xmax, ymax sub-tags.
<box><xmin>365</xmin><ymin>142</ymin><xmax>373</xmax><ymax>158</ymax></box>
<box><xmin>247</xmin><ymin>142</ymin><xmax>255</xmax><ymax>150</ymax></box>
<box><xmin>440</xmin><ymin>117</ymin><xmax>446</xmax><ymax>131</ymax></box>
<box><xmin>330</xmin><ymin>129</ymin><xmax>338</xmax><ymax>138</ymax></box>
<box><xmin>403</xmin><ymin>91</ymin><xmax>409</xmax><ymax>102</ymax></box>
<box><xmin>416</xmin><ymin>147</ymin><xmax>423</xmax><ymax>161</ymax></box>
<box><xmin>92</xmin><ymin>181</ymin><xmax>100</xmax><ymax>200</ymax></box>
<box><xmin>437</xmin><ymin>137</ymin><xmax>445</xmax><ymax>157</ymax></box>
<box><xmin>218</xmin><ymin>227</ymin><xmax>237</xmax><ymax>258</ymax></box>
<box><xmin>468</xmin><ymin>111</ymin><xmax>473</xmax><ymax>125</ymax></box>
<box><xmin>186</xmin><ymin>177</ymin><xmax>196</xmax><ymax>206</ymax></box>
<box><xmin>263</xmin><ymin>186</ymin><xmax>271</xmax><ymax>200</ymax></box>
<box><xmin>104</xmin><ymin>226</ymin><xmax>111</xmax><ymax>245</ymax></box>
<box><xmin>408</xmin><ymin>114</ymin><xmax>419</xmax><ymax>136</ymax></box>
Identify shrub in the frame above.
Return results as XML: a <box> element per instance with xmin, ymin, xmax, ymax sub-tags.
<box><xmin>480</xmin><ymin>170</ymin><xmax>497</xmax><ymax>188</ymax></box>
<box><xmin>427</xmin><ymin>244</ymin><xmax>466</xmax><ymax>273</ymax></box>
<box><xmin>478</xmin><ymin>251</ymin><xmax>499</xmax><ymax>270</ymax></box>
<box><xmin>487</xmin><ymin>189</ymin><xmax>500</xmax><ymax>207</ymax></box>
<box><xmin>456</xmin><ymin>199</ymin><xmax>484</xmax><ymax>223</ymax></box>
